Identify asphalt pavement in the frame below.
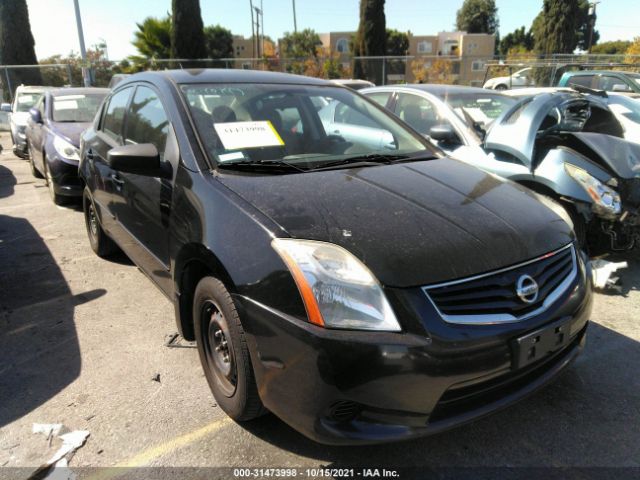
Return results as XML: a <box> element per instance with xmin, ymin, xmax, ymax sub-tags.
<box><xmin>0</xmin><ymin>132</ymin><xmax>639</xmax><ymax>479</ymax></box>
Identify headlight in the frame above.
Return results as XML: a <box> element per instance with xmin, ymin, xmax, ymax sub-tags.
<box><xmin>564</xmin><ymin>163</ymin><xmax>621</xmax><ymax>216</ymax></box>
<box><xmin>53</xmin><ymin>135</ymin><xmax>80</xmax><ymax>161</ymax></box>
<box><xmin>272</xmin><ymin>238</ymin><xmax>401</xmax><ymax>332</ymax></box>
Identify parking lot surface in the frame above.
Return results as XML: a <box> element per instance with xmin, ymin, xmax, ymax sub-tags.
<box><xmin>0</xmin><ymin>131</ymin><xmax>639</xmax><ymax>477</ymax></box>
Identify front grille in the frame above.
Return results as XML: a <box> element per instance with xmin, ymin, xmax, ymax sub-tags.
<box><xmin>423</xmin><ymin>244</ymin><xmax>577</xmax><ymax>324</ymax></box>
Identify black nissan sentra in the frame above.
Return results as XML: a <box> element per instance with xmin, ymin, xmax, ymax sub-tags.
<box><xmin>79</xmin><ymin>70</ymin><xmax>592</xmax><ymax>445</ymax></box>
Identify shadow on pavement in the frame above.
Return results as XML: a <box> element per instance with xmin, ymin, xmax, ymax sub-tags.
<box><xmin>240</xmin><ymin>322</ymin><xmax>640</xmax><ymax>467</ymax></box>
<box><xmin>0</xmin><ymin>164</ymin><xmax>106</xmax><ymax>427</ymax></box>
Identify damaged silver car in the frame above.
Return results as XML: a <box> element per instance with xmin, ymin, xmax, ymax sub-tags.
<box><xmin>364</xmin><ymin>85</ymin><xmax>640</xmax><ymax>254</ymax></box>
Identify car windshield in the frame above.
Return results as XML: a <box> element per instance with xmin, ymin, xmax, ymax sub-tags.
<box><xmin>441</xmin><ymin>92</ymin><xmax>517</xmax><ymax>129</ymax></box>
<box><xmin>52</xmin><ymin>94</ymin><xmax>106</xmax><ymax>122</ymax></box>
<box><xmin>181</xmin><ymin>83</ymin><xmax>434</xmax><ymax>171</ymax></box>
<box><xmin>15</xmin><ymin>93</ymin><xmax>41</xmax><ymax>112</ymax></box>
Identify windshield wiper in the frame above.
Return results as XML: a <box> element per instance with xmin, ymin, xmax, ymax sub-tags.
<box><xmin>216</xmin><ymin>158</ymin><xmax>307</xmax><ymax>173</ymax></box>
<box><xmin>309</xmin><ymin>153</ymin><xmax>434</xmax><ymax>171</ymax></box>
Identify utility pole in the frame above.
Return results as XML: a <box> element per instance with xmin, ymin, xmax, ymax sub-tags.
<box><xmin>292</xmin><ymin>0</ymin><xmax>297</xmax><ymax>33</ymax></box>
<box><xmin>72</xmin><ymin>0</ymin><xmax>91</xmax><ymax>87</ymax></box>
<box><xmin>587</xmin><ymin>1</ymin><xmax>600</xmax><ymax>53</ymax></box>
<box><xmin>249</xmin><ymin>0</ymin><xmax>256</xmax><ymax>59</ymax></box>
<box><xmin>254</xmin><ymin>6</ymin><xmax>262</xmax><ymax>58</ymax></box>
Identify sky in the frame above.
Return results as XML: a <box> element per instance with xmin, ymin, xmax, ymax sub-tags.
<box><xmin>25</xmin><ymin>0</ymin><xmax>639</xmax><ymax>61</ymax></box>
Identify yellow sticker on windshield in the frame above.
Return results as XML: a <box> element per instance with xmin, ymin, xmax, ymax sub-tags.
<box><xmin>214</xmin><ymin>121</ymin><xmax>285</xmax><ymax>151</ymax></box>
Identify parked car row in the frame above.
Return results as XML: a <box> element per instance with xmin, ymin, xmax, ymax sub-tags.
<box><xmin>8</xmin><ymin>69</ymin><xmax>617</xmax><ymax>446</ymax></box>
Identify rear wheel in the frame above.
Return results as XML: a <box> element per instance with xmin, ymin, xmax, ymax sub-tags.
<box><xmin>194</xmin><ymin>277</ymin><xmax>265</xmax><ymax>421</ymax></box>
<box><xmin>83</xmin><ymin>188</ymin><xmax>118</xmax><ymax>257</ymax></box>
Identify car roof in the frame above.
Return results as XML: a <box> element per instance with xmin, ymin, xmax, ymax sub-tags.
<box><xmin>366</xmin><ymin>84</ymin><xmax>507</xmax><ymax>97</ymax></box>
<box><xmin>117</xmin><ymin>69</ymin><xmax>334</xmax><ymax>87</ymax></box>
<box><xmin>49</xmin><ymin>87</ymin><xmax>110</xmax><ymax>97</ymax></box>
<box><xmin>563</xmin><ymin>70</ymin><xmax>639</xmax><ymax>77</ymax></box>
<box><xmin>15</xmin><ymin>85</ymin><xmax>53</xmax><ymax>93</ymax></box>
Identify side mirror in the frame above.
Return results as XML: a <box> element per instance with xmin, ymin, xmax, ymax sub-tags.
<box><xmin>429</xmin><ymin>124</ymin><xmax>460</xmax><ymax>144</ymax></box>
<box><xmin>612</xmin><ymin>83</ymin><xmax>632</xmax><ymax>92</ymax></box>
<box><xmin>29</xmin><ymin>107</ymin><xmax>43</xmax><ymax>124</ymax></box>
<box><xmin>107</xmin><ymin>144</ymin><xmax>166</xmax><ymax>177</ymax></box>
<box><xmin>0</xmin><ymin>103</ymin><xmax>11</xmax><ymax>113</ymax></box>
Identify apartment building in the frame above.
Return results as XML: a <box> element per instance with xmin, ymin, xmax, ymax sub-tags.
<box><xmin>318</xmin><ymin>30</ymin><xmax>495</xmax><ymax>85</ymax></box>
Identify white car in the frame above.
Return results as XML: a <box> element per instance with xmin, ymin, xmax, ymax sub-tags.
<box><xmin>2</xmin><ymin>85</ymin><xmax>52</xmax><ymax>158</ymax></box>
<box><xmin>483</xmin><ymin>67</ymin><xmax>535</xmax><ymax>90</ymax></box>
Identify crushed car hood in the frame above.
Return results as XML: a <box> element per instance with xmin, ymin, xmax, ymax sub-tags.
<box><xmin>218</xmin><ymin>159</ymin><xmax>574</xmax><ymax>287</ymax></box>
<box><xmin>569</xmin><ymin>132</ymin><xmax>640</xmax><ymax>179</ymax></box>
<box><xmin>484</xmin><ymin>92</ymin><xmax>617</xmax><ymax>171</ymax></box>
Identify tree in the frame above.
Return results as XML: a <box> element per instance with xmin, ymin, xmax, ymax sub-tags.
<box><xmin>0</xmin><ymin>0</ymin><xmax>42</xmax><ymax>89</ymax></box>
<box><xmin>353</xmin><ymin>0</ymin><xmax>386</xmax><ymax>83</ymax></box>
<box><xmin>499</xmin><ymin>26</ymin><xmax>533</xmax><ymax>56</ymax></box>
<box><xmin>279</xmin><ymin>29</ymin><xmax>322</xmax><ymax>58</ymax></box>
<box><xmin>204</xmin><ymin>25</ymin><xmax>233</xmax><ymax>59</ymax></box>
<box><xmin>455</xmin><ymin>0</ymin><xmax>499</xmax><ymax>34</ymax></box>
<box><xmin>625</xmin><ymin>37</ymin><xmax>640</xmax><ymax>66</ymax></box>
<box><xmin>131</xmin><ymin>16</ymin><xmax>172</xmax><ymax>60</ymax></box>
<box><xmin>386</xmin><ymin>29</ymin><xmax>409</xmax><ymax>56</ymax></box>
<box><xmin>171</xmin><ymin>0</ymin><xmax>206</xmax><ymax>60</ymax></box>
<box><xmin>532</xmin><ymin>0</ymin><xmax>596</xmax><ymax>55</ymax></box>
<box><xmin>591</xmin><ymin>40</ymin><xmax>632</xmax><ymax>55</ymax></box>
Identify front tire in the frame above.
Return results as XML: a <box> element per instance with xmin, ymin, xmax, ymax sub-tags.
<box><xmin>495</xmin><ymin>84</ymin><xmax>508</xmax><ymax>91</ymax></box>
<box><xmin>83</xmin><ymin>188</ymin><xmax>118</xmax><ymax>257</ymax></box>
<box><xmin>29</xmin><ymin>147</ymin><xmax>43</xmax><ymax>179</ymax></box>
<box><xmin>44</xmin><ymin>157</ymin><xmax>65</xmax><ymax>205</ymax></box>
<box><xmin>194</xmin><ymin>277</ymin><xmax>265</xmax><ymax>421</ymax></box>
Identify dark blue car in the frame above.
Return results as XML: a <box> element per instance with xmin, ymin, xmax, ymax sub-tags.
<box><xmin>26</xmin><ymin>87</ymin><xmax>109</xmax><ymax>204</ymax></box>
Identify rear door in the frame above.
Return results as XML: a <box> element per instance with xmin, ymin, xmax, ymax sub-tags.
<box><xmin>113</xmin><ymin>84</ymin><xmax>174</xmax><ymax>293</ymax></box>
<box><xmin>27</xmin><ymin>96</ymin><xmax>47</xmax><ymax>169</ymax></box>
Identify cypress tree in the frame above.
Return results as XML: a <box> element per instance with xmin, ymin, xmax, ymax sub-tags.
<box><xmin>0</xmin><ymin>0</ymin><xmax>43</xmax><ymax>90</ymax></box>
<box><xmin>171</xmin><ymin>0</ymin><xmax>207</xmax><ymax>61</ymax></box>
<box><xmin>353</xmin><ymin>0</ymin><xmax>386</xmax><ymax>84</ymax></box>
<box><xmin>533</xmin><ymin>0</ymin><xmax>582</xmax><ymax>55</ymax></box>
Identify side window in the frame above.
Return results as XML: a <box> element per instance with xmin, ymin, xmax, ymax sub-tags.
<box><xmin>597</xmin><ymin>75</ymin><xmax>627</xmax><ymax>91</ymax></box>
<box><xmin>566</xmin><ymin>75</ymin><xmax>593</xmax><ymax>88</ymax></box>
<box><xmin>334</xmin><ymin>103</ymin><xmax>379</xmax><ymax>129</ymax></box>
<box><xmin>365</xmin><ymin>92</ymin><xmax>391</xmax><ymax>107</ymax></box>
<box><xmin>395</xmin><ymin>92</ymin><xmax>450</xmax><ymax>136</ymax></box>
<box><xmin>101</xmin><ymin>87</ymin><xmax>132</xmax><ymax>144</ymax></box>
<box><xmin>124</xmin><ymin>86</ymin><xmax>170</xmax><ymax>158</ymax></box>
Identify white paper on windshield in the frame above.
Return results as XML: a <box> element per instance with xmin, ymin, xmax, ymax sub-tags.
<box><xmin>55</xmin><ymin>100</ymin><xmax>79</xmax><ymax>110</ymax></box>
<box><xmin>214</xmin><ymin>121</ymin><xmax>284</xmax><ymax>150</ymax></box>
<box><xmin>57</xmin><ymin>95</ymin><xmax>86</xmax><ymax>101</ymax></box>
<box><xmin>18</xmin><ymin>95</ymin><xmax>35</xmax><ymax>104</ymax></box>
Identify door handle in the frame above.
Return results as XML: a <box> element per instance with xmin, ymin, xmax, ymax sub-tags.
<box><xmin>111</xmin><ymin>174</ymin><xmax>124</xmax><ymax>186</ymax></box>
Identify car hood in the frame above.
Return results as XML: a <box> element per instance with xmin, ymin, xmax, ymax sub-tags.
<box><xmin>570</xmin><ymin>132</ymin><xmax>640</xmax><ymax>179</ymax></box>
<box><xmin>218</xmin><ymin>159</ymin><xmax>574</xmax><ymax>287</ymax></box>
<box><xmin>50</xmin><ymin>122</ymin><xmax>92</xmax><ymax>147</ymax></box>
<box><xmin>484</xmin><ymin>92</ymin><xmax>603</xmax><ymax>170</ymax></box>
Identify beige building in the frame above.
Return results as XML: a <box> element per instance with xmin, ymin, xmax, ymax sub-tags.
<box><xmin>232</xmin><ymin>35</ymin><xmax>277</xmax><ymax>67</ymax></box>
<box><xmin>314</xmin><ymin>30</ymin><xmax>495</xmax><ymax>85</ymax></box>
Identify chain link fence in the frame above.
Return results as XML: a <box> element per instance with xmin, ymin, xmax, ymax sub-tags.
<box><xmin>1</xmin><ymin>53</ymin><xmax>639</xmax><ymax>103</ymax></box>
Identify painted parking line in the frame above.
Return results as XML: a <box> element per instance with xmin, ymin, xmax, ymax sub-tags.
<box><xmin>87</xmin><ymin>417</ymin><xmax>233</xmax><ymax>480</ymax></box>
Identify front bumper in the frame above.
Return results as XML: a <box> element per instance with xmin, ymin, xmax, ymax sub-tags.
<box><xmin>48</xmin><ymin>154</ymin><xmax>82</xmax><ymax>197</ymax></box>
<box><xmin>236</xmin><ymin>250</ymin><xmax>592</xmax><ymax>445</ymax></box>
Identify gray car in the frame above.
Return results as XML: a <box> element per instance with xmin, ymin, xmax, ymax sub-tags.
<box><xmin>363</xmin><ymin>85</ymin><xmax>640</xmax><ymax>254</ymax></box>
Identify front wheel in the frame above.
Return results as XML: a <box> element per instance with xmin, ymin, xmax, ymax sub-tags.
<box><xmin>194</xmin><ymin>277</ymin><xmax>265</xmax><ymax>421</ymax></box>
<box><xmin>495</xmin><ymin>84</ymin><xmax>508</xmax><ymax>91</ymax></box>
<box><xmin>29</xmin><ymin>147</ymin><xmax>43</xmax><ymax>179</ymax></box>
<box><xmin>44</xmin><ymin>157</ymin><xmax>65</xmax><ymax>205</ymax></box>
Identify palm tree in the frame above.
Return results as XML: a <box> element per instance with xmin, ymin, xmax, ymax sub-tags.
<box><xmin>130</xmin><ymin>16</ymin><xmax>172</xmax><ymax>62</ymax></box>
